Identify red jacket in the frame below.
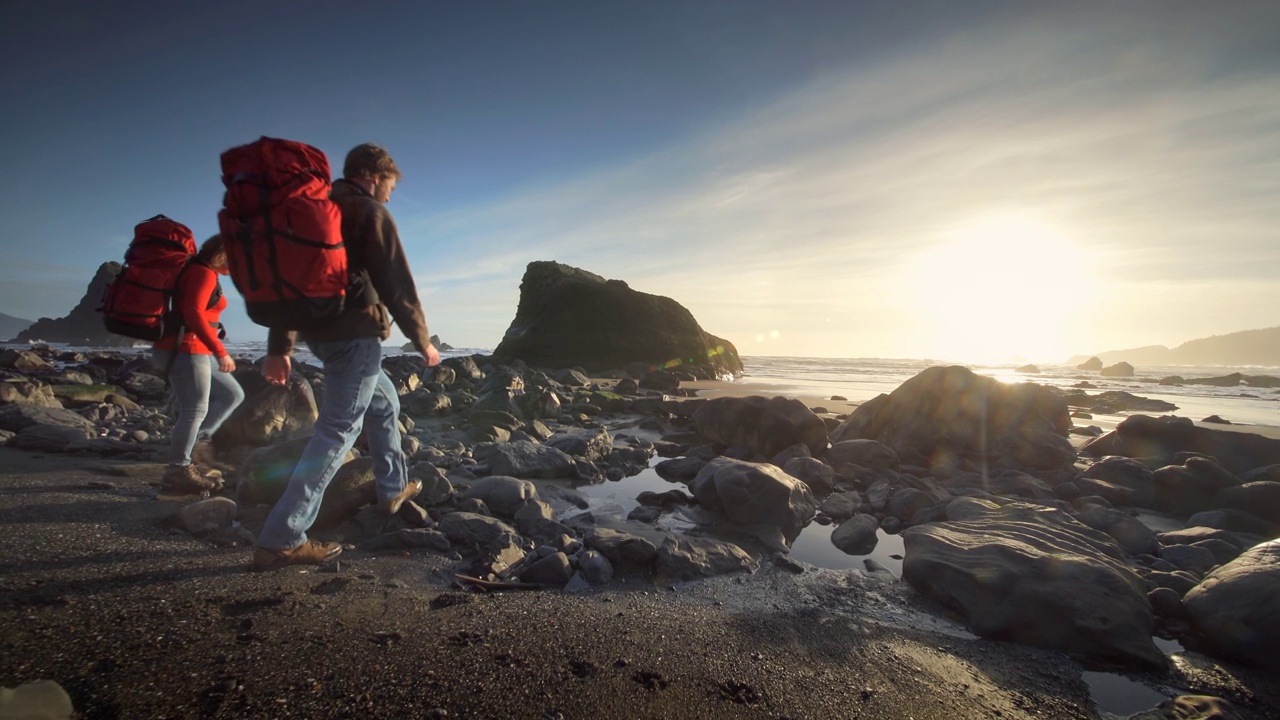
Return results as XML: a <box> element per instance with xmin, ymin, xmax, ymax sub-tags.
<box><xmin>154</xmin><ymin>262</ymin><xmax>228</xmax><ymax>357</ymax></box>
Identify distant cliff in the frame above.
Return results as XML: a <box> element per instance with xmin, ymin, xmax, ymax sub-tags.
<box><xmin>0</xmin><ymin>312</ymin><xmax>33</xmax><ymax>340</ymax></box>
<box><xmin>12</xmin><ymin>262</ymin><xmax>135</xmax><ymax>347</ymax></box>
<box><xmin>1067</xmin><ymin>326</ymin><xmax>1280</xmax><ymax>367</ymax></box>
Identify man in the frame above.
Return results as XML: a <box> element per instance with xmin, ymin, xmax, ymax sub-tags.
<box><xmin>252</xmin><ymin>143</ymin><xmax>440</xmax><ymax>570</ymax></box>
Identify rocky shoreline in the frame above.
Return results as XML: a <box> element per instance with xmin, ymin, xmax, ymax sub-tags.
<box><xmin>1</xmin><ymin>343</ymin><xmax>1279</xmax><ymax>718</ymax></box>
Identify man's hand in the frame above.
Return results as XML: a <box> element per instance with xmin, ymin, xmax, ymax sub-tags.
<box><xmin>422</xmin><ymin>343</ymin><xmax>441</xmax><ymax>368</ymax></box>
<box><xmin>217</xmin><ymin>355</ymin><xmax>236</xmax><ymax>373</ymax></box>
<box><xmin>263</xmin><ymin>354</ymin><xmax>291</xmax><ymax>385</ymax></box>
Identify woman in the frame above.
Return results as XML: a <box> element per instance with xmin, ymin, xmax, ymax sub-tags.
<box><xmin>154</xmin><ymin>234</ymin><xmax>245</xmax><ymax>493</ymax></box>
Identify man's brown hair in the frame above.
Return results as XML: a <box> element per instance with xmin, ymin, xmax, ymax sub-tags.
<box><xmin>343</xmin><ymin>143</ymin><xmax>401</xmax><ymax>180</ymax></box>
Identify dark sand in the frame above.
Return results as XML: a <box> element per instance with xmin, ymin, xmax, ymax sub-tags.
<box><xmin>1</xmin><ymin>448</ymin><xmax>1277</xmax><ymax>719</ymax></box>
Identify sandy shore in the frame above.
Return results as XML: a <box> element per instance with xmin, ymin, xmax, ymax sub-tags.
<box><xmin>0</xmin><ymin>448</ymin><xmax>1128</xmax><ymax>719</ymax></box>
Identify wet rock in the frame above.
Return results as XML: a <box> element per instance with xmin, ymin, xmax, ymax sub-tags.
<box><xmin>689</xmin><ymin>458</ymin><xmax>817</xmax><ymax>537</ymax></box>
<box><xmin>654</xmin><ymin>456</ymin><xmax>706</xmax><ymax>482</ymax></box>
<box><xmin>582</xmin><ymin>527</ymin><xmax>658</xmax><ymax>571</ymax></box>
<box><xmin>459</xmin><ymin>476</ymin><xmax>539</xmax><ymax>517</ymax></box>
<box><xmin>825</xmin><ymin>439</ymin><xmax>898</xmax><ymax>472</ymax></box>
<box><xmin>1183</xmin><ymin>539</ymin><xmax>1280</xmax><ymax>669</ymax></box>
<box><xmin>578</xmin><ymin>550</ymin><xmax>614</xmax><ymax>585</ymax></box>
<box><xmin>820</xmin><ymin>491</ymin><xmax>862</xmax><ymax>521</ymax></box>
<box><xmin>1081</xmin><ymin>414</ymin><xmax>1280</xmax><ymax>476</ymax></box>
<box><xmin>1073</xmin><ymin>505</ymin><xmax>1159</xmax><ymax>556</ymax></box>
<box><xmin>655</xmin><ymin>536</ymin><xmax>756</xmax><ymax>581</ymax></box>
<box><xmin>481</xmin><ymin>440</ymin><xmax>575</xmax><ymax>479</ymax></box>
<box><xmin>438</xmin><ymin>512</ymin><xmax>518</xmax><ymax>548</ymax></box>
<box><xmin>902</xmin><ymin>498</ymin><xmax>1165</xmax><ymax>670</ymax></box>
<box><xmin>519</xmin><ymin>552</ymin><xmax>573</xmax><ymax>586</ymax></box>
<box><xmin>831</xmin><ymin>514</ymin><xmax>880</xmax><ymax>555</ymax></box>
<box><xmin>545</xmin><ymin>427</ymin><xmax>613</xmax><ymax>462</ymax></box>
<box><xmin>781</xmin><ymin>457</ymin><xmax>834</xmax><ymax>496</ymax></box>
<box><xmin>409</xmin><ymin>463</ymin><xmax>454</xmax><ymax>505</ymax></box>
<box><xmin>692</xmin><ymin>395</ymin><xmax>828</xmax><ymax>458</ymax></box>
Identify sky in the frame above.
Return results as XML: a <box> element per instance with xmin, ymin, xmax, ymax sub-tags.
<box><xmin>2</xmin><ymin>0</ymin><xmax>1278</xmax><ymax>364</ymax></box>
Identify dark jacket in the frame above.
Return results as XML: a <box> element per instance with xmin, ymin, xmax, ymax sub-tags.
<box><xmin>267</xmin><ymin>179</ymin><xmax>431</xmax><ymax>356</ymax></box>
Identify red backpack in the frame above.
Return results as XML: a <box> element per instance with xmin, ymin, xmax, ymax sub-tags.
<box><xmin>218</xmin><ymin>137</ymin><xmax>348</xmax><ymax>330</ymax></box>
<box><xmin>99</xmin><ymin>215</ymin><xmax>197</xmax><ymax>341</ymax></box>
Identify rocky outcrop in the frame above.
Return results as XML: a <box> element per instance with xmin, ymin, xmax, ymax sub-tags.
<box><xmin>1183</xmin><ymin>539</ymin><xmax>1280</xmax><ymax>669</ymax></box>
<box><xmin>12</xmin><ymin>262</ymin><xmax>134</xmax><ymax>346</ymax></box>
<box><xmin>829</xmin><ymin>366</ymin><xmax>1073</xmax><ymax>474</ymax></box>
<box><xmin>1081</xmin><ymin>415</ymin><xmax>1280</xmax><ymax>476</ymax></box>
<box><xmin>902</xmin><ymin>498</ymin><xmax>1165</xmax><ymax>670</ymax></box>
<box><xmin>491</xmin><ymin>261</ymin><xmax>742</xmax><ymax>376</ymax></box>
<box><xmin>1101</xmin><ymin>361</ymin><xmax>1135</xmax><ymax>377</ymax></box>
<box><xmin>1076</xmin><ymin>356</ymin><xmax>1103</xmax><ymax>371</ymax></box>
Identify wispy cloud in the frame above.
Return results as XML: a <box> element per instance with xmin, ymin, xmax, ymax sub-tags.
<box><xmin>397</xmin><ymin>7</ymin><xmax>1280</xmax><ymax>360</ymax></box>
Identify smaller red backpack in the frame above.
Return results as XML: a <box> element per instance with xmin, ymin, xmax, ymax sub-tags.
<box><xmin>218</xmin><ymin>137</ymin><xmax>348</xmax><ymax>330</ymax></box>
<box><xmin>99</xmin><ymin>215</ymin><xmax>197</xmax><ymax>341</ymax></box>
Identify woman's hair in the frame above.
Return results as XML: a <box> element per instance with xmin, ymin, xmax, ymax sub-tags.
<box><xmin>197</xmin><ymin>234</ymin><xmax>225</xmax><ymax>265</ymax></box>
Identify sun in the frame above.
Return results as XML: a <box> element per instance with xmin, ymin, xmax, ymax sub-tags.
<box><xmin>897</xmin><ymin>213</ymin><xmax>1099</xmax><ymax>364</ymax></box>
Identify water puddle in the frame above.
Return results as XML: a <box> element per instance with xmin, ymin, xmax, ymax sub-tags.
<box><xmin>1082</xmin><ymin>671</ymin><xmax>1170</xmax><ymax>719</ymax></box>
<box><xmin>569</xmin><ymin>453</ymin><xmax>902</xmax><ymax>576</ymax></box>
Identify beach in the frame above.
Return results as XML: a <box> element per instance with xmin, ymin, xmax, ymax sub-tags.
<box><xmin>2</xmin><ymin>350</ymin><xmax>1279</xmax><ymax>718</ymax></box>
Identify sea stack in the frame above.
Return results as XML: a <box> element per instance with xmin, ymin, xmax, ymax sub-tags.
<box><xmin>491</xmin><ymin>261</ymin><xmax>743</xmax><ymax>376</ymax></box>
<box><xmin>12</xmin><ymin>262</ymin><xmax>133</xmax><ymax>346</ymax></box>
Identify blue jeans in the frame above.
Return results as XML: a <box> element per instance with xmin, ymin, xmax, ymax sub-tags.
<box><xmin>154</xmin><ymin>351</ymin><xmax>245</xmax><ymax>466</ymax></box>
<box><xmin>257</xmin><ymin>337</ymin><xmax>408</xmax><ymax>551</ymax></box>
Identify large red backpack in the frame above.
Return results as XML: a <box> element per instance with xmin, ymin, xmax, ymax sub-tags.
<box><xmin>99</xmin><ymin>215</ymin><xmax>197</xmax><ymax>341</ymax></box>
<box><xmin>218</xmin><ymin>137</ymin><xmax>348</xmax><ymax>330</ymax></box>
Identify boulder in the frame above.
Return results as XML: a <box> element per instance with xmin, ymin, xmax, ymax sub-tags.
<box><xmin>1081</xmin><ymin>414</ymin><xmax>1280</xmax><ymax>476</ymax></box>
<box><xmin>655</xmin><ymin>536</ymin><xmax>757</xmax><ymax>581</ymax></box>
<box><xmin>458</xmin><ymin>476</ymin><xmax>539</xmax><ymax>517</ymax></box>
<box><xmin>1183</xmin><ymin>539</ymin><xmax>1280</xmax><ymax>668</ymax></box>
<box><xmin>581</xmin><ymin>527</ymin><xmax>659</xmax><ymax>571</ymax></box>
<box><xmin>0</xmin><ymin>404</ymin><xmax>97</xmax><ymax>434</ymax></box>
<box><xmin>545</xmin><ymin>427</ymin><xmax>613</xmax><ymax>462</ymax></box>
<box><xmin>829</xmin><ymin>366</ymin><xmax>1071</xmax><ymax>474</ymax></box>
<box><xmin>688</xmin><ymin>457</ymin><xmax>817</xmax><ymax>537</ymax></box>
<box><xmin>170</xmin><ymin>497</ymin><xmax>237</xmax><ymax>534</ymax></box>
<box><xmin>8</xmin><ymin>424</ymin><xmax>94</xmax><ymax>452</ymax></box>
<box><xmin>0</xmin><ymin>381</ymin><xmax>61</xmax><ymax>408</ymax></box>
<box><xmin>1078</xmin><ymin>456</ymin><xmax>1155</xmax><ymax>507</ymax></box>
<box><xmin>831</xmin><ymin>514</ymin><xmax>880</xmax><ymax>555</ymax></box>
<box><xmin>13</xmin><ymin>262</ymin><xmax>135</xmax><ymax>346</ymax></box>
<box><xmin>438</xmin><ymin>512</ymin><xmax>519</xmax><ymax>548</ymax></box>
<box><xmin>481</xmin><ymin>440</ymin><xmax>576</xmax><ymax>479</ymax></box>
<box><xmin>902</xmin><ymin>498</ymin><xmax>1165</xmax><ymax>670</ymax></box>
<box><xmin>782</xmin><ymin>457</ymin><xmax>835</xmax><ymax>496</ymax></box>
<box><xmin>692</xmin><ymin>395</ymin><xmax>828</xmax><ymax>458</ymax></box>
<box><xmin>237</xmin><ymin>437</ymin><xmax>363</xmax><ymax>528</ymax></box>
<box><xmin>1218</xmin><ymin>482</ymin><xmax>1280</xmax><ymax>525</ymax></box>
<box><xmin>0</xmin><ymin>349</ymin><xmax>51</xmax><ymax>373</ymax></box>
<box><xmin>490</xmin><ymin>261</ymin><xmax>742</xmax><ymax>376</ymax></box>
<box><xmin>213</xmin><ymin>375</ymin><xmax>318</xmax><ymax>452</ymax></box>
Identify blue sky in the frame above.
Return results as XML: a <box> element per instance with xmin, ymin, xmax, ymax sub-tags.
<box><xmin>2</xmin><ymin>1</ymin><xmax>1278</xmax><ymax>362</ymax></box>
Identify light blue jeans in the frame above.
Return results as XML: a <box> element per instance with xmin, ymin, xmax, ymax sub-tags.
<box><xmin>154</xmin><ymin>351</ymin><xmax>245</xmax><ymax>466</ymax></box>
<box><xmin>257</xmin><ymin>337</ymin><xmax>408</xmax><ymax>551</ymax></box>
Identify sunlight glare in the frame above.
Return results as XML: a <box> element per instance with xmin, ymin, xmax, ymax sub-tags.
<box><xmin>898</xmin><ymin>213</ymin><xmax>1099</xmax><ymax>363</ymax></box>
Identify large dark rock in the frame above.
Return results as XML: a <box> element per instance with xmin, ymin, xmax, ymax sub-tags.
<box><xmin>1081</xmin><ymin>415</ymin><xmax>1280</xmax><ymax>475</ymax></box>
<box><xmin>212</xmin><ymin>375</ymin><xmax>318</xmax><ymax>453</ymax></box>
<box><xmin>1183</xmin><ymin>539</ymin><xmax>1280</xmax><ymax>669</ymax></box>
<box><xmin>491</xmin><ymin>261</ymin><xmax>742</xmax><ymax>376</ymax></box>
<box><xmin>12</xmin><ymin>262</ymin><xmax>134</xmax><ymax>346</ymax></box>
<box><xmin>902</xmin><ymin>498</ymin><xmax>1165</xmax><ymax>670</ymax></box>
<box><xmin>692</xmin><ymin>395</ymin><xmax>828</xmax><ymax>458</ymax></box>
<box><xmin>829</xmin><ymin>366</ymin><xmax>1072</xmax><ymax>473</ymax></box>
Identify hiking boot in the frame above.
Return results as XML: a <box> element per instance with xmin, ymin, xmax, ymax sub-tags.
<box><xmin>379</xmin><ymin>479</ymin><xmax>423</xmax><ymax>516</ymax></box>
<box><xmin>251</xmin><ymin>540</ymin><xmax>342</xmax><ymax>571</ymax></box>
<box><xmin>160</xmin><ymin>463</ymin><xmax>219</xmax><ymax>494</ymax></box>
<box><xmin>191</xmin><ymin>441</ymin><xmax>234</xmax><ymax>472</ymax></box>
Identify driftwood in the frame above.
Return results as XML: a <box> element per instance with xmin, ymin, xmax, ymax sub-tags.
<box><xmin>453</xmin><ymin>574</ymin><xmax>544</xmax><ymax>592</ymax></box>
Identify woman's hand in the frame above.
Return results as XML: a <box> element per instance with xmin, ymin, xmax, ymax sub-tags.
<box><xmin>218</xmin><ymin>354</ymin><xmax>236</xmax><ymax>373</ymax></box>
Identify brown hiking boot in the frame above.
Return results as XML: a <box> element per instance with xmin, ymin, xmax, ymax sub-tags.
<box><xmin>160</xmin><ymin>463</ymin><xmax>219</xmax><ymax>494</ymax></box>
<box><xmin>191</xmin><ymin>441</ymin><xmax>234</xmax><ymax>472</ymax></box>
<box><xmin>251</xmin><ymin>540</ymin><xmax>342</xmax><ymax>571</ymax></box>
<box><xmin>379</xmin><ymin>479</ymin><xmax>423</xmax><ymax>515</ymax></box>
